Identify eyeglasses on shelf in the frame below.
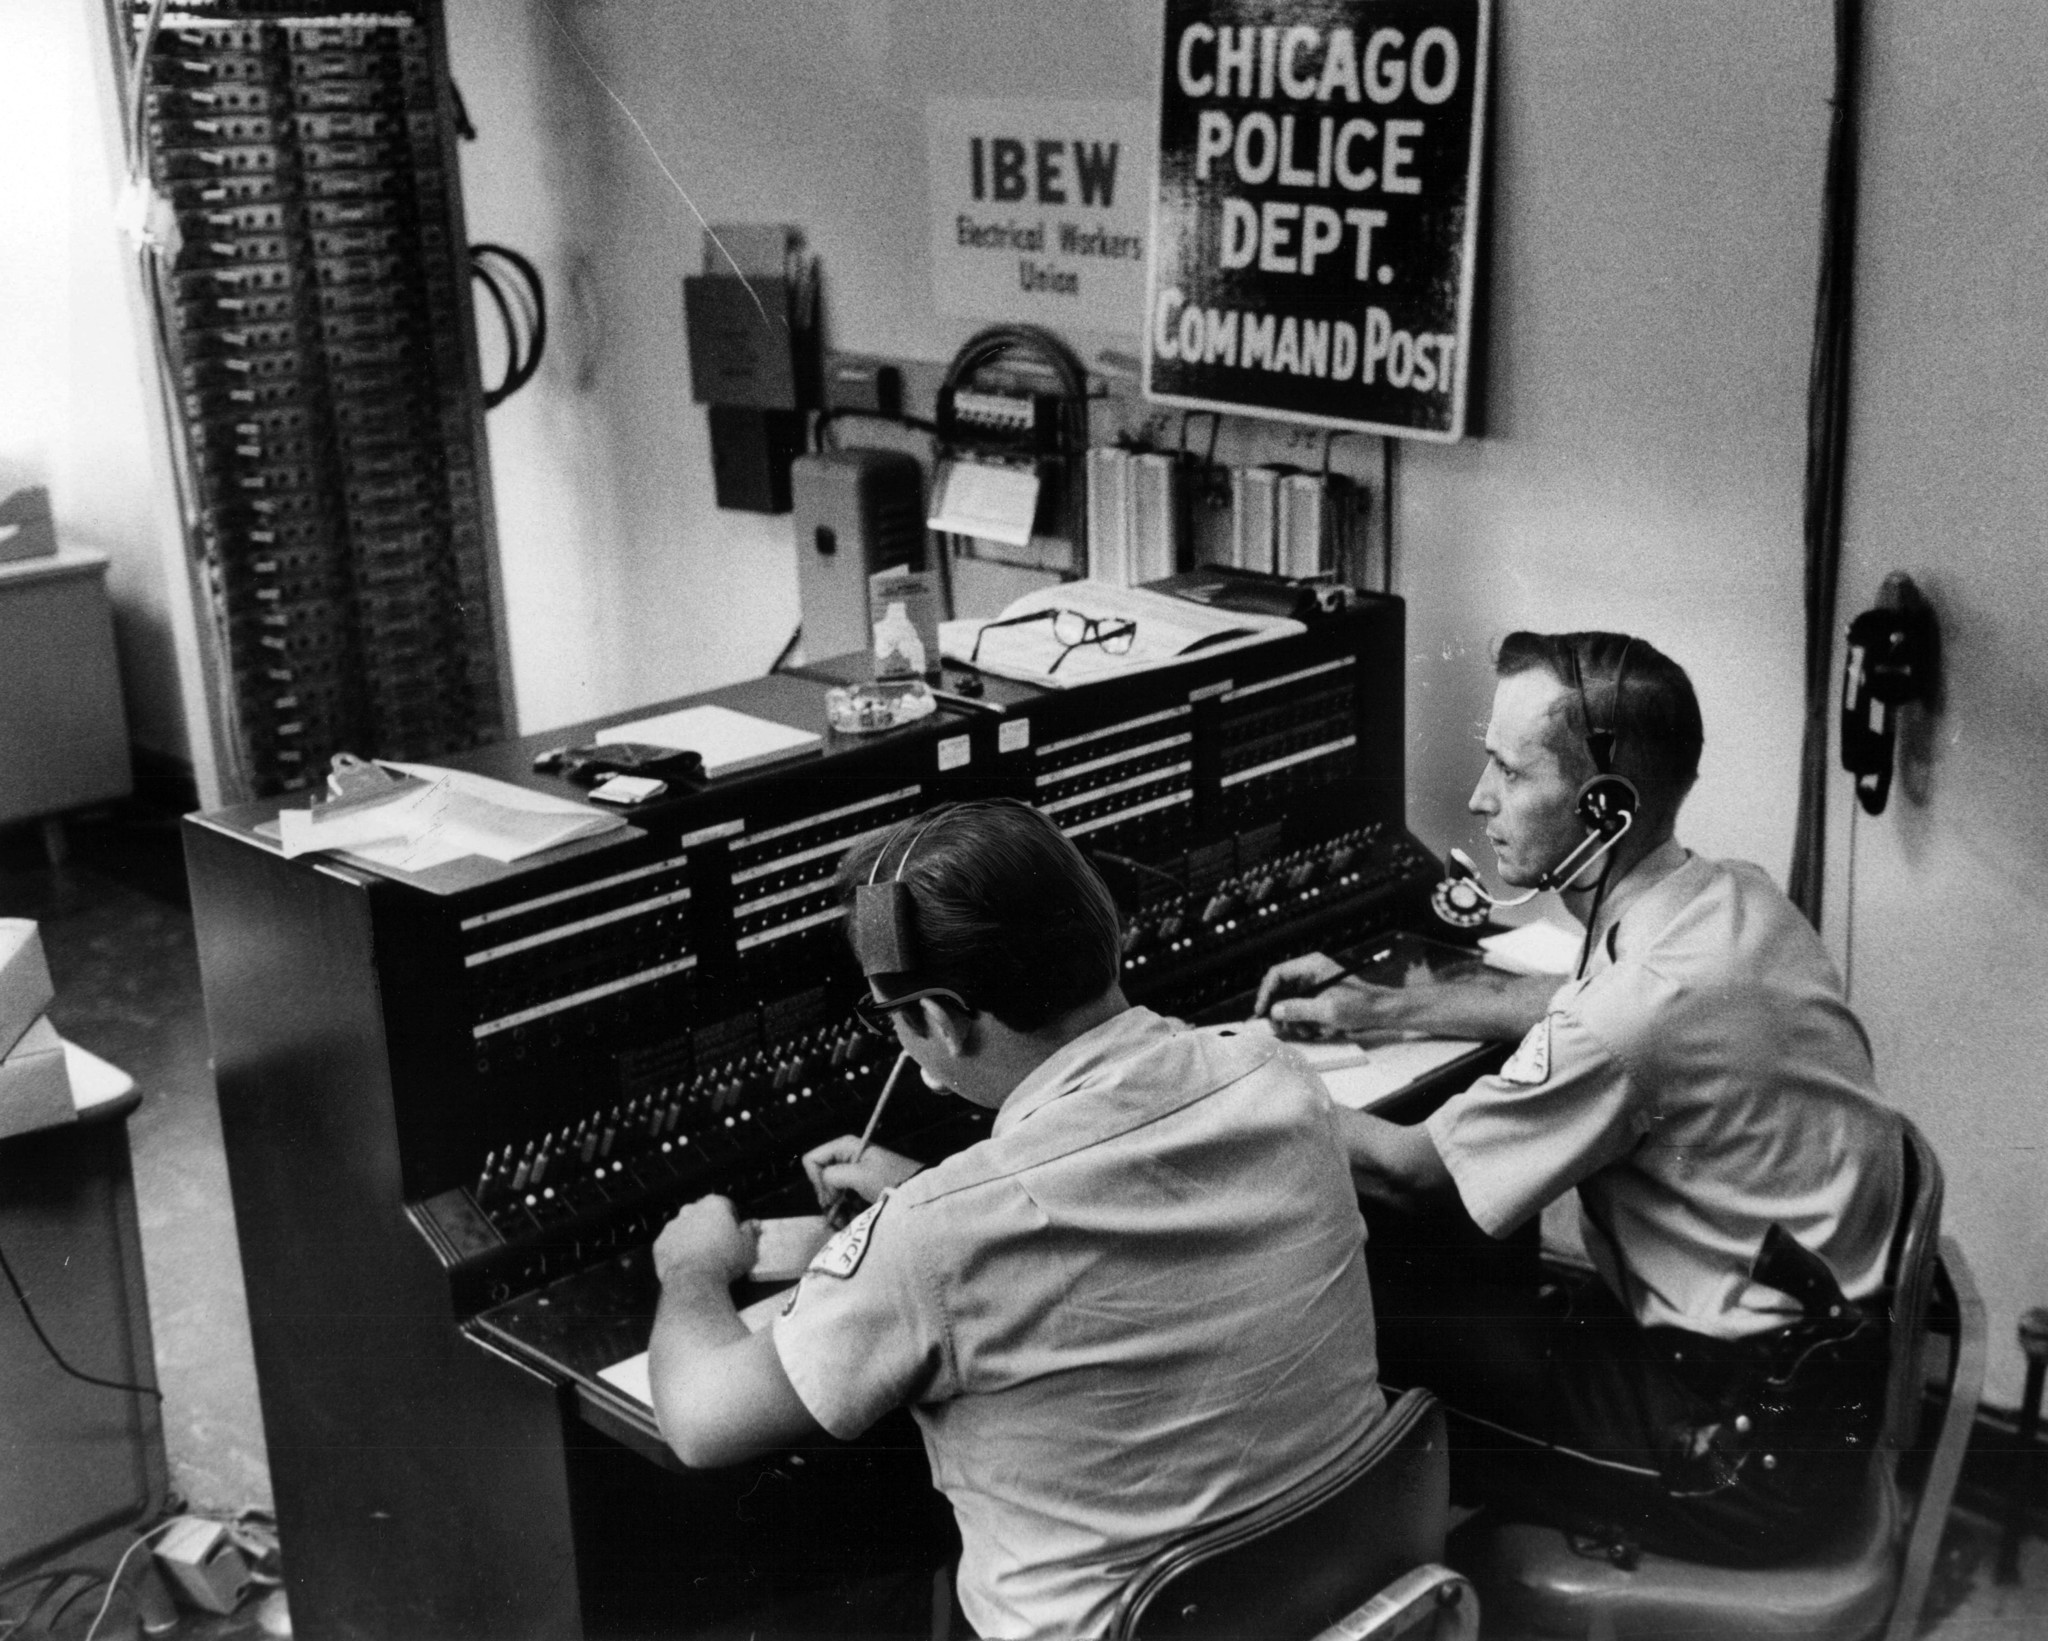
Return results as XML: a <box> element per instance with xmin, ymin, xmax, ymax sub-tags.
<box><xmin>968</xmin><ymin>608</ymin><xmax>1138</xmax><ymax>675</ymax></box>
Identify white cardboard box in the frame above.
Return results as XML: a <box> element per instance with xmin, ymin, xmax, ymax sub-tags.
<box><xmin>0</xmin><ymin>918</ymin><xmax>54</xmax><ymax>1062</ymax></box>
<box><xmin>0</xmin><ymin>1015</ymin><xmax>74</xmax><ymax>1140</ymax></box>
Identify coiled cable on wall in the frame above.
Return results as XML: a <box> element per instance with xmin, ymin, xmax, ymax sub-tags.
<box><xmin>470</xmin><ymin>243</ymin><xmax>548</xmax><ymax>408</ymax></box>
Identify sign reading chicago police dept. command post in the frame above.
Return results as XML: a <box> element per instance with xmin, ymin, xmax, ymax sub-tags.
<box><xmin>928</xmin><ymin>99</ymin><xmax>1153</xmax><ymax>334</ymax></box>
<box><xmin>1145</xmin><ymin>0</ymin><xmax>1491</xmax><ymax>440</ymax></box>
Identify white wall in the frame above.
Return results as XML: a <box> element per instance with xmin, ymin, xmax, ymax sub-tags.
<box><xmin>3</xmin><ymin>0</ymin><xmax>196</xmax><ymax>769</ymax></box>
<box><xmin>1824</xmin><ymin>0</ymin><xmax>2048</xmax><ymax>1407</ymax></box>
<box><xmin>1395</xmin><ymin>3</ymin><xmax>1827</xmax><ymax>880</ymax></box>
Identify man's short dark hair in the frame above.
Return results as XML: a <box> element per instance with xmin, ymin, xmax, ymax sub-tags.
<box><xmin>1495</xmin><ymin>631</ymin><xmax>1704</xmax><ymax>804</ymax></box>
<box><xmin>838</xmin><ymin>799</ymin><xmax>1122</xmax><ymax>1033</ymax></box>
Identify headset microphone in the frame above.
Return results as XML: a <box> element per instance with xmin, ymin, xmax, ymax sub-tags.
<box><xmin>1429</xmin><ymin>806</ymin><xmax>1637</xmax><ymax>928</ymax></box>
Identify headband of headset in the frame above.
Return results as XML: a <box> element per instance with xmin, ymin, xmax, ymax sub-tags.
<box><xmin>1567</xmin><ymin>638</ymin><xmax>1640</xmax><ymax>836</ymax></box>
<box><xmin>853</xmin><ymin>812</ymin><xmax>945</xmax><ymax>978</ymax></box>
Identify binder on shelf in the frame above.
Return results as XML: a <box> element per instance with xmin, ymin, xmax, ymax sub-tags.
<box><xmin>1277</xmin><ymin>474</ymin><xmax>1328</xmax><ymax>578</ymax></box>
<box><xmin>1231</xmin><ymin>466</ymin><xmax>1280</xmax><ymax>573</ymax></box>
<box><xmin>1128</xmin><ymin>452</ymin><xmax>1181</xmax><ymax>585</ymax></box>
<box><xmin>1086</xmin><ymin>446</ymin><xmax>1132</xmax><ymax>586</ymax></box>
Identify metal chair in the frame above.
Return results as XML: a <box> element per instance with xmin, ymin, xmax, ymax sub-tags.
<box><xmin>1108</xmin><ymin>1387</ymin><xmax>1478</xmax><ymax>1641</ymax></box>
<box><xmin>1454</xmin><ymin>1116</ymin><xmax>1986</xmax><ymax>1641</ymax></box>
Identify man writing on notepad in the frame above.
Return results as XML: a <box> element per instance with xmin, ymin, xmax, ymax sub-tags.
<box><xmin>647</xmin><ymin>799</ymin><xmax>1386</xmax><ymax>1639</ymax></box>
<box><xmin>1255</xmin><ymin>631</ymin><xmax>1901</xmax><ymax>1567</ymax></box>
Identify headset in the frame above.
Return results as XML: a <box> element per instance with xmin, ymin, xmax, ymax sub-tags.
<box><xmin>1431</xmin><ymin>638</ymin><xmax>1643</xmax><ymax>929</ymax></box>
<box><xmin>852</xmin><ymin>810</ymin><xmax>948</xmax><ymax>978</ymax></box>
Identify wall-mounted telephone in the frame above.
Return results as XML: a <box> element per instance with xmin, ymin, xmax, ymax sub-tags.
<box><xmin>1840</xmin><ymin>572</ymin><xmax>1935</xmax><ymax>815</ymax></box>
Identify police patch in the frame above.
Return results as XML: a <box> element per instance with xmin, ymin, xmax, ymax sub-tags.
<box><xmin>807</xmin><ymin>1198</ymin><xmax>883</xmax><ymax>1279</ymax></box>
<box><xmin>1500</xmin><ymin>1016</ymin><xmax>1553</xmax><ymax>1085</ymax></box>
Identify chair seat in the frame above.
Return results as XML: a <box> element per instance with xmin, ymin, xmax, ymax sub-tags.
<box><xmin>1457</xmin><ymin>1469</ymin><xmax>1901</xmax><ymax>1641</ymax></box>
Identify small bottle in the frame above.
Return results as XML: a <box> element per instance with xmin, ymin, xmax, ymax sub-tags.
<box><xmin>832</xmin><ymin>599</ymin><xmax>934</xmax><ymax>732</ymax></box>
<box><xmin>873</xmin><ymin>600</ymin><xmax>926</xmax><ymax>680</ymax></box>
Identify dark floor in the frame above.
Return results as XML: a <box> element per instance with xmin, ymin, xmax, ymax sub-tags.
<box><xmin>2</xmin><ymin>800</ymin><xmax>2044</xmax><ymax>1639</ymax></box>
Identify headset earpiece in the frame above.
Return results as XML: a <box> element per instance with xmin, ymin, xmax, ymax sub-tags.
<box><xmin>1575</xmin><ymin>773</ymin><xmax>1640</xmax><ymax>836</ymax></box>
<box><xmin>854</xmin><ymin>811</ymin><xmax>946</xmax><ymax>978</ymax></box>
<box><xmin>853</xmin><ymin>881</ymin><xmax>917</xmax><ymax>976</ymax></box>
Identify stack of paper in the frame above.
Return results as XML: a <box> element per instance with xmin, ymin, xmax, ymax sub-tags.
<box><xmin>276</xmin><ymin>764</ymin><xmax>626</xmax><ymax>870</ymax></box>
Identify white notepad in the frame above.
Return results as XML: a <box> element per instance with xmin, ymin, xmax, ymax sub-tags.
<box><xmin>597</xmin><ymin>704</ymin><xmax>821</xmax><ymax>779</ymax></box>
<box><xmin>749</xmin><ymin>1215</ymin><xmax>833</xmax><ymax>1283</ymax></box>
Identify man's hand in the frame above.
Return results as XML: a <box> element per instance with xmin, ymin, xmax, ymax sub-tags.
<box><xmin>1256</xmin><ymin>949</ymin><xmax>1559</xmax><ymax>1044</ymax></box>
<box><xmin>1255</xmin><ymin>952</ymin><xmax>1417</xmax><ymax>1040</ymax></box>
<box><xmin>801</xmin><ymin>1137</ymin><xmax>922</xmax><ymax>1212</ymax></box>
<box><xmin>653</xmin><ymin>1196</ymin><xmax>759</xmax><ymax>1288</ymax></box>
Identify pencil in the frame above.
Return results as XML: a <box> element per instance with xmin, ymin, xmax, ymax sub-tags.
<box><xmin>828</xmin><ymin>1050</ymin><xmax>914</xmax><ymax>1227</ymax></box>
<box><xmin>1306</xmin><ymin>945</ymin><xmax>1392</xmax><ymax>997</ymax></box>
<box><xmin>852</xmin><ymin>1050</ymin><xmax>913</xmax><ymax>1162</ymax></box>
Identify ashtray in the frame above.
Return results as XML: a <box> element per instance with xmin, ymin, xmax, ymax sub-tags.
<box><xmin>826</xmin><ymin>679</ymin><xmax>938</xmax><ymax>735</ymax></box>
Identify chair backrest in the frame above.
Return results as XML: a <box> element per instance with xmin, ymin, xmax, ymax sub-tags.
<box><xmin>1108</xmin><ymin>1387</ymin><xmax>1449</xmax><ymax>1641</ymax></box>
<box><xmin>1881</xmin><ymin>1116</ymin><xmax>1944</xmax><ymax>1453</ymax></box>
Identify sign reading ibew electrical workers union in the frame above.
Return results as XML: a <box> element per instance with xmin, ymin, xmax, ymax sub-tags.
<box><xmin>1145</xmin><ymin>0</ymin><xmax>1491</xmax><ymax>440</ymax></box>
<box><xmin>928</xmin><ymin>99</ymin><xmax>1153</xmax><ymax>334</ymax></box>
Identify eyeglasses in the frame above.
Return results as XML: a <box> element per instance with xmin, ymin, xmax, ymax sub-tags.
<box><xmin>851</xmin><ymin>985</ymin><xmax>971</xmax><ymax>1036</ymax></box>
<box><xmin>969</xmin><ymin>608</ymin><xmax>1138</xmax><ymax>675</ymax></box>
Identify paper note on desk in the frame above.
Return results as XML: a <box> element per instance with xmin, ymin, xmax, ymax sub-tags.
<box><xmin>750</xmin><ymin>1214</ymin><xmax>833</xmax><ymax>1283</ymax></box>
<box><xmin>1229</xmin><ymin>1019</ymin><xmax>1485</xmax><ymax>1111</ymax></box>
<box><xmin>276</xmin><ymin>764</ymin><xmax>624</xmax><ymax>869</ymax></box>
<box><xmin>1478</xmin><ymin>918</ymin><xmax>1583</xmax><ymax>977</ymax></box>
<box><xmin>599</xmin><ymin>1352</ymin><xmax>654</xmax><ymax>1407</ymax></box>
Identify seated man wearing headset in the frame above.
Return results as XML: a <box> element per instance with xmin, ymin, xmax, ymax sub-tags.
<box><xmin>648</xmin><ymin>799</ymin><xmax>1386</xmax><ymax>1639</ymax></box>
<box><xmin>1258</xmin><ymin>632</ymin><xmax>1902</xmax><ymax>1566</ymax></box>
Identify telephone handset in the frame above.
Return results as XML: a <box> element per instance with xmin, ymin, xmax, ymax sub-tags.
<box><xmin>1840</xmin><ymin>573</ymin><xmax>1934</xmax><ymax>816</ymax></box>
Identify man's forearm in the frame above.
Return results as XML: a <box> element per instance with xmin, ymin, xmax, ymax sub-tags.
<box><xmin>647</xmin><ymin>1267</ymin><xmax>750</xmax><ymax>1462</ymax></box>
<box><xmin>1336</xmin><ymin>1108</ymin><xmax>1454</xmax><ymax>1211</ymax></box>
<box><xmin>653</xmin><ymin>1266</ymin><xmax>750</xmax><ymax>1355</ymax></box>
<box><xmin>1405</xmin><ymin>969</ymin><xmax>1556</xmax><ymax>1041</ymax></box>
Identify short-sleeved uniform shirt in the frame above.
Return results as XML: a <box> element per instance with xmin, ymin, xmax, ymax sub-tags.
<box><xmin>773</xmin><ymin>1006</ymin><xmax>1386</xmax><ymax>1640</ymax></box>
<box><xmin>1426</xmin><ymin>854</ymin><xmax>1902</xmax><ymax>1340</ymax></box>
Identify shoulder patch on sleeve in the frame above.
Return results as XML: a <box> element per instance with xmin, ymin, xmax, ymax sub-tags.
<box><xmin>807</xmin><ymin>1198</ymin><xmax>884</xmax><ymax>1280</ymax></box>
<box><xmin>1499</xmin><ymin>1015</ymin><xmax>1553</xmax><ymax>1086</ymax></box>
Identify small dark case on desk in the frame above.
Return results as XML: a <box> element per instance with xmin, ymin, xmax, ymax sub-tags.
<box><xmin>536</xmin><ymin>743</ymin><xmax>704</xmax><ymax>787</ymax></box>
